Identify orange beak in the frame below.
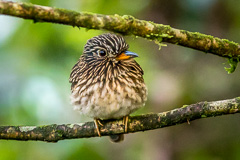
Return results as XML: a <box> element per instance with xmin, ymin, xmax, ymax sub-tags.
<box><xmin>116</xmin><ymin>51</ymin><xmax>139</xmax><ymax>60</ymax></box>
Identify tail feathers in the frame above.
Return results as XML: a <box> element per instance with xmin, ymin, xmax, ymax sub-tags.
<box><xmin>109</xmin><ymin>134</ymin><xmax>124</xmax><ymax>143</ymax></box>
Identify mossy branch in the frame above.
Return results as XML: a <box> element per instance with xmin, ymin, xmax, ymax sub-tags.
<box><xmin>1</xmin><ymin>1</ymin><xmax>240</xmax><ymax>60</ymax></box>
<box><xmin>0</xmin><ymin>97</ymin><xmax>239</xmax><ymax>142</ymax></box>
<box><xmin>0</xmin><ymin>1</ymin><xmax>240</xmax><ymax>142</ymax></box>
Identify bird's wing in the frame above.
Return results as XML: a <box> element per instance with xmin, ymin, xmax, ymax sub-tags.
<box><xmin>69</xmin><ymin>55</ymin><xmax>85</xmax><ymax>90</ymax></box>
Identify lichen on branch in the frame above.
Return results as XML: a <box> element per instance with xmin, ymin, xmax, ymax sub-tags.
<box><xmin>1</xmin><ymin>1</ymin><xmax>240</xmax><ymax>62</ymax></box>
<box><xmin>0</xmin><ymin>1</ymin><xmax>240</xmax><ymax>142</ymax></box>
<box><xmin>0</xmin><ymin>97</ymin><xmax>239</xmax><ymax>142</ymax></box>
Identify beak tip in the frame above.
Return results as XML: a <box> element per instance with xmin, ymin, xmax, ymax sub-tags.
<box><xmin>125</xmin><ymin>51</ymin><xmax>139</xmax><ymax>58</ymax></box>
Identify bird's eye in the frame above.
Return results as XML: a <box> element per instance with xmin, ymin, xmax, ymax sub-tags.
<box><xmin>98</xmin><ymin>50</ymin><xmax>106</xmax><ymax>57</ymax></box>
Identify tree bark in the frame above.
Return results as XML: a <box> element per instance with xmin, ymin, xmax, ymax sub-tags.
<box><xmin>1</xmin><ymin>1</ymin><xmax>240</xmax><ymax>60</ymax></box>
<box><xmin>0</xmin><ymin>1</ymin><xmax>240</xmax><ymax>142</ymax></box>
<box><xmin>0</xmin><ymin>97</ymin><xmax>239</xmax><ymax>142</ymax></box>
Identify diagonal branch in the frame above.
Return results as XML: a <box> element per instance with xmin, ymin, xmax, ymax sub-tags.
<box><xmin>0</xmin><ymin>97</ymin><xmax>239</xmax><ymax>142</ymax></box>
<box><xmin>0</xmin><ymin>1</ymin><xmax>240</xmax><ymax>142</ymax></box>
<box><xmin>1</xmin><ymin>1</ymin><xmax>240</xmax><ymax>60</ymax></box>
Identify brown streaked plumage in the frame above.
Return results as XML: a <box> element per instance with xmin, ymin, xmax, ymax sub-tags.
<box><xmin>69</xmin><ymin>33</ymin><xmax>147</xmax><ymax>142</ymax></box>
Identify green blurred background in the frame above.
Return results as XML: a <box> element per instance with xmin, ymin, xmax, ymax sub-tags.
<box><xmin>1</xmin><ymin>0</ymin><xmax>240</xmax><ymax>159</ymax></box>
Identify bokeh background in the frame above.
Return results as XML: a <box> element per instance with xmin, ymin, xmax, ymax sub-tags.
<box><xmin>1</xmin><ymin>0</ymin><xmax>240</xmax><ymax>159</ymax></box>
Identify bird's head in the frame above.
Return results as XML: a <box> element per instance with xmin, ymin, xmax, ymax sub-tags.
<box><xmin>83</xmin><ymin>33</ymin><xmax>139</xmax><ymax>63</ymax></box>
<box><xmin>69</xmin><ymin>33</ymin><xmax>143</xmax><ymax>85</ymax></box>
<box><xmin>70</xmin><ymin>33</ymin><xmax>144</xmax><ymax>89</ymax></box>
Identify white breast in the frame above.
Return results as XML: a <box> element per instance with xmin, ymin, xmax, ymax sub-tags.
<box><xmin>71</xmin><ymin>79</ymin><xmax>147</xmax><ymax>119</ymax></box>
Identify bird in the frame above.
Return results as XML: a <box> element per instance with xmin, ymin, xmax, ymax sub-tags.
<box><xmin>69</xmin><ymin>33</ymin><xmax>147</xmax><ymax>142</ymax></box>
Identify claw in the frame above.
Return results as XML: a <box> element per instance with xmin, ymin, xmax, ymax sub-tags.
<box><xmin>94</xmin><ymin>118</ymin><xmax>101</xmax><ymax>137</ymax></box>
<box><xmin>123</xmin><ymin>116</ymin><xmax>129</xmax><ymax>132</ymax></box>
<box><xmin>97</xmin><ymin>119</ymin><xmax>104</xmax><ymax>126</ymax></box>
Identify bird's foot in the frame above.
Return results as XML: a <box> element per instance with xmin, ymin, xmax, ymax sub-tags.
<box><xmin>123</xmin><ymin>115</ymin><xmax>129</xmax><ymax>133</ymax></box>
<box><xmin>97</xmin><ymin>119</ymin><xmax>104</xmax><ymax>126</ymax></box>
<box><xmin>94</xmin><ymin>118</ymin><xmax>103</xmax><ymax>137</ymax></box>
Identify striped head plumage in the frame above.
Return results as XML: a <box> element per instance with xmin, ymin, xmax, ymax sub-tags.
<box><xmin>69</xmin><ymin>33</ymin><xmax>147</xmax><ymax>142</ymax></box>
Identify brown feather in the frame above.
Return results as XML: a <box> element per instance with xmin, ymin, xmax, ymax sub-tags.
<box><xmin>69</xmin><ymin>33</ymin><xmax>147</xmax><ymax>143</ymax></box>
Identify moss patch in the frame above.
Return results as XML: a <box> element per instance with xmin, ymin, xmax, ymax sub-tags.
<box><xmin>224</xmin><ymin>58</ymin><xmax>239</xmax><ymax>74</ymax></box>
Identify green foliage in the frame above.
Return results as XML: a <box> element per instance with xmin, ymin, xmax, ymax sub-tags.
<box><xmin>224</xmin><ymin>58</ymin><xmax>239</xmax><ymax>74</ymax></box>
<box><xmin>65</xmin><ymin>145</ymin><xmax>104</xmax><ymax>160</ymax></box>
<box><xmin>1</xmin><ymin>0</ymin><xmax>240</xmax><ymax>160</ymax></box>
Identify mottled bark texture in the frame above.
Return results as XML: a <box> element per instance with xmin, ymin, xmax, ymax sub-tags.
<box><xmin>1</xmin><ymin>1</ymin><xmax>240</xmax><ymax>60</ymax></box>
<box><xmin>0</xmin><ymin>1</ymin><xmax>240</xmax><ymax>142</ymax></box>
<box><xmin>0</xmin><ymin>97</ymin><xmax>239</xmax><ymax>142</ymax></box>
